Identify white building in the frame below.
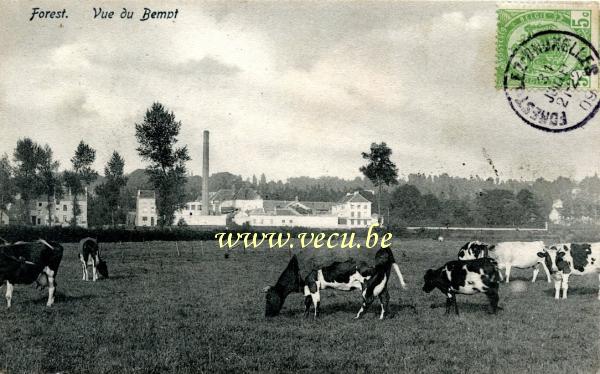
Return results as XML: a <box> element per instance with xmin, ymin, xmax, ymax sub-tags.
<box><xmin>548</xmin><ymin>199</ymin><xmax>564</xmax><ymax>224</ymax></box>
<box><xmin>0</xmin><ymin>208</ymin><xmax>9</xmax><ymax>225</ymax></box>
<box><xmin>136</xmin><ymin>190</ymin><xmax>157</xmax><ymax>227</ymax></box>
<box><xmin>173</xmin><ymin>201</ymin><xmax>227</xmax><ymax>226</ymax></box>
<box><xmin>29</xmin><ymin>192</ymin><xmax>88</xmax><ymax>228</ymax></box>
<box><xmin>332</xmin><ymin>191</ymin><xmax>376</xmax><ymax>228</ymax></box>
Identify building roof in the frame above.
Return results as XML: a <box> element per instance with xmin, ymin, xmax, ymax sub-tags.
<box><xmin>138</xmin><ymin>190</ymin><xmax>155</xmax><ymax>199</ymax></box>
<box><xmin>233</xmin><ymin>187</ymin><xmax>261</xmax><ymax>200</ymax></box>
<box><xmin>203</xmin><ymin>189</ymin><xmax>235</xmax><ymax>202</ymax></box>
<box><xmin>338</xmin><ymin>191</ymin><xmax>371</xmax><ymax>204</ymax></box>
<box><xmin>274</xmin><ymin>208</ymin><xmax>300</xmax><ymax>216</ymax></box>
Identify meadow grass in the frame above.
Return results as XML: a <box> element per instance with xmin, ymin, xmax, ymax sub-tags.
<box><xmin>0</xmin><ymin>239</ymin><xmax>598</xmax><ymax>373</ymax></box>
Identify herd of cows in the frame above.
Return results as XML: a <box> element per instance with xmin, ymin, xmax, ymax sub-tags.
<box><xmin>0</xmin><ymin>237</ymin><xmax>108</xmax><ymax>308</ymax></box>
<box><xmin>1</xmin><ymin>236</ymin><xmax>598</xmax><ymax>320</ymax></box>
<box><xmin>264</xmin><ymin>240</ymin><xmax>600</xmax><ymax>318</ymax></box>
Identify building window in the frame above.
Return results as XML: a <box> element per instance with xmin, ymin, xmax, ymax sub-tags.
<box><xmin>364</xmin><ymin>220</ymin><xmax>368</xmax><ymax>225</ymax></box>
<box><xmin>358</xmin><ymin>212</ymin><xmax>361</xmax><ymax>218</ymax></box>
<box><xmin>63</xmin><ymin>215</ymin><xmax>67</xmax><ymax>222</ymax></box>
<box><xmin>350</xmin><ymin>219</ymin><xmax>355</xmax><ymax>225</ymax></box>
<box><xmin>282</xmin><ymin>220</ymin><xmax>286</xmax><ymax>224</ymax></box>
<box><xmin>38</xmin><ymin>202</ymin><xmax>42</xmax><ymax>207</ymax></box>
<box><xmin>289</xmin><ymin>220</ymin><xmax>293</xmax><ymax>224</ymax></box>
<box><xmin>63</xmin><ymin>205</ymin><xmax>67</xmax><ymax>211</ymax></box>
<box><xmin>142</xmin><ymin>216</ymin><xmax>148</xmax><ymax>222</ymax></box>
<box><xmin>351</xmin><ymin>212</ymin><xmax>354</xmax><ymax>217</ymax></box>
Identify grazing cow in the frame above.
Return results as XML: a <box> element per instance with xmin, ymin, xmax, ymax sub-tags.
<box><xmin>0</xmin><ymin>239</ymin><xmax>64</xmax><ymax>308</ymax></box>
<box><xmin>457</xmin><ymin>241</ymin><xmax>492</xmax><ymax>260</ymax></box>
<box><xmin>264</xmin><ymin>247</ymin><xmax>407</xmax><ymax>319</ymax></box>
<box><xmin>423</xmin><ymin>258</ymin><xmax>501</xmax><ymax>315</ymax></box>
<box><xmin>457</xmin><ymin>241</ymin><xmax>550</xmax><ymax>283</ymax></box>
<box><xmin>537</xmin><ymin>243</ymin><xmax>600</xmax><ymax>300</ymax></box>
<box><xmin>78</xmin><ymin>237</ymin><xmax>108</xmax><ymax>281</ymax></box>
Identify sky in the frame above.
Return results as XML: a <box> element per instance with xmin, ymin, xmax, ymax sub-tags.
<box><xmin>1</xmin><ymin>1</ymin><xmax>600</xmax><ymax>182</ymax></box>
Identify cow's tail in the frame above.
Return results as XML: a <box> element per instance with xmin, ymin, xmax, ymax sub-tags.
<box><xmin>392</xmin><ymin>262</ymin><xmax>407</xmax><ymax>289</ymax></box>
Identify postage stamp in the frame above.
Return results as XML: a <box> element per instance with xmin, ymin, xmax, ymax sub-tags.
<box><xmin>497</xmin><ymin>3</ymin><xmax>599</xmax><ymax>89</ymax></box>
<box><xmin>498</xmin><ymin>3</ymin><xmax>600</xmax><ymax>132</ymax></box>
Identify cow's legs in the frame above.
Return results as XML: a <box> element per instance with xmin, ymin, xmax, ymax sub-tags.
<box><xmin>310</xmin><ymin>291</ymin><xmax>320</xmax><ymax>319</ymax></box>
<box><xmin>92</xmin><ymin>257</ymin><xmax>98</xmax><ymax>282</ymax></box>
<box><xmin>597</xmin><ymin>274</ymin><xmax>600</xmax><ymax>301</ymax></box>
<box><xmin>453</xmin><ymin>294</ymin><xmax>459</xmax><ymax>315</ymax></box>
<box><xmin>355</xmin><ymin>293</ymin><xmax>374</xmax><ymax>319</ymax></box>
<box><xmin>553</xmin><ymin>277</ymin><xmax>561</xmax><ymax>299</ymax></box>
<box><xmin>378</xmin><ymin>289</ymin><xmax>390</xmax><ymax>320</ymax></box>
<box><xmin>486</xmin><ymin>289</ymin><xmax>499</xmax><ymax>314</ymax></box>
<box><xmin>532</xmin><ymin>265</ymin><xmax>539</xmax><ymax>283</ymax></box>
<box><xmin>445</xmin><ymin>293</ymin><xmax>453</xmax><ymax>314</ymax></box>
<box><xmin>541</xmin><ymin>262</ymin><xmax>552</xmax><ymax>283</ymax></box>
<box><xmin>5</xmin><ymin>281</ymin><xmax>13</xmax><ymax>309</ymax></box>
<box><xmin>560</xmin><ymin>274</ymin><xmax>570</xmax><ymax>299</ymax></box>
<box><xmin>45</xmin><ymin>267</ymin><xmax>55</xmax><ymax>307</ymax></box>
<box><xmin>304</xmin><ymin>296</ymin><xmax>312</xmax><ymax>318</ymax></box>
<box><xmin>505</xmin><ymin>265</ymin><xmax>511</xmax><ymax>283</ymax></box>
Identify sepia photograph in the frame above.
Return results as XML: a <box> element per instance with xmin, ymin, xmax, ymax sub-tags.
<box><xmin>0</xmin><ymin>0</ymin><xmax>599</xmax><ymax>373</ymax></box>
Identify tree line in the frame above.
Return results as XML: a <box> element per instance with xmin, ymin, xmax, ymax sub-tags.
<box><xmin>1</xmin><ymin>102</ymin><xmax>597</xmax><ymax>229</ymax></box>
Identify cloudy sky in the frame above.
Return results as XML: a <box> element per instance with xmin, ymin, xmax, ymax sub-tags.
<box><xmin>1</xmin><ymin>1</ymin><xmax>599</xmax><ymax>182</ymax></box>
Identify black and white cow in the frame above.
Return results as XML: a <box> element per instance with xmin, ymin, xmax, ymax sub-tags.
<box><xmin>0</xmin><ymin>239</ymin><xmax>64</xmax><ymax>308</ymax></box>
<box><xmin>537</xmin><ymin>243</ymin><xmax>600</xmax><ymax>300</ymax></box>
<box><xmin>457</xmin><ymin>241</ymin><xmax>492</xmax><ymax>261</ymax></box>
<box><xmin>78</xmin><ymin>237</ymin><xmax>108</xmax><ymax>281</ymax></box>
<box><xmin>457</xmin><ymin>241</ymin><xmax>550</xmax><ymax>283</ymax></box>
<box><xmin>423</xmin><ymin>258</ymin><xmax>501</xmax><ymax>315</ymax></box>
<box><xmin>264</xmin><ymin>247</ymin><xmax>407</xmax><ymax>319</ymax></box>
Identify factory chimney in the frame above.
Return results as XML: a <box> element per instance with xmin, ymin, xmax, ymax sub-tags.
<box><xmin>202</xmin><ymin>130</ymin><xmax>210</xmax><ymax>215</ymax></box>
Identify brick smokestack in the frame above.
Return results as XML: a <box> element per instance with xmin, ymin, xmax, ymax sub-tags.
<box><xmin>202</xmin><ymin>130</ymin><xmax>210</xmax><ymax>215</ymax></box>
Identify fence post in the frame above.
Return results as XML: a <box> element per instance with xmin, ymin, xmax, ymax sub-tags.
<box><xmin>120</xmin><ymin>241</ymin><xmax>124</xmax><ymax>263</ymax></box>
<box><xmin>175</xmin><ymin>241</ymin><xmax>180</xmax><ymax>257</ymax></box>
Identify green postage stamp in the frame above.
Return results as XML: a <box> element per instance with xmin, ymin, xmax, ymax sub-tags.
<box><xmin>497</xmin><ymin>3</ymin><xmax>599</xmax><ymax>89</ymax></box>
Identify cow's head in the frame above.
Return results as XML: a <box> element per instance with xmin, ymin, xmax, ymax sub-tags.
<box><xmin>458</xmin><ymin>241</ymin><xmax>490</xmax><ymax>260</ymax></box>
<box><xmin>263</xmin><ymin>286</ymin><xmax>283</xmax><ymax>317</ymax></box>
<box><xmin>97</xmin><ymin>260</ymin><xmax>109</xmax><ymax>278</ymax></box>
<box><xmin>537</xmin><ymin>245</ymin><xmax>565</xmax><ymax>274</ymax></box>
<box><xmin>422</xmin><ymin>269</ymin><xmax>437</xmax><ymax>293</ymax></box>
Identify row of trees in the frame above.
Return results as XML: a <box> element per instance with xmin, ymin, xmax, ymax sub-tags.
<box><xmin>2</xmin><ymin>102</ymin><xmax>597</xmax><ymax>229</ymax></box>
<box><xmin>0</xmin><ymin>102</ymin><xmax>191</xmax><ymax>228</ymax></box>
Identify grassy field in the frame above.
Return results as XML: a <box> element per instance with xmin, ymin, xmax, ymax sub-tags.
<box><xmin>0</xmin><ymin>239</ymin><xmax>598</xmax><ymax>373</ymax></box>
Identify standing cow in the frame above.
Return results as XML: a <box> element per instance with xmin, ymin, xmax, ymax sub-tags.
<box><xmin>423</xmin><ymin>257</ymin><xmax>501</xmax><ymax>315</ymax></box>
<box><xmin>537</xmin><ymin>243</ymin><xmax>600</xmax><ymax>300</ymax></box>
<box><xmin>264</xmin><ymin>247</ymin><xmax>407</xmax><ymax>319</ymax></box>
<box><xmin>78</xmin><ymin>237</ymin><xmax>109</xmax><ymax>281</ymax></box>
<box><xmin>457</xmin><ymin>241</ymin><xmax>550</xmax><ymax>283</ymax></box>
<box><xmin>0</xmin><ymin>239</ymin><xmax>64</xmax><ymax>308</ymax></box>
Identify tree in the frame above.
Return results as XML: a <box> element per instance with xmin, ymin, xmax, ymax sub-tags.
<box><xmin>359</xmin><ymin>142</ymin><xmax>399</xmax><ymax>221</ymax></box>
<box><xmin>101</xmin><ymin>152</ymin><xmax>128</xmax><ymax>226</ymax></box>
<box><xmin>389</xmin><ymin>184</ymin><xmax>423</xmax><ymax>224</ymax></box>
<box><xmin>66</xmin><ymin>141</ymin><xmax>97</xmax><ymax>226</ymax></box>
<box><xmin>36</xmin><ymin>145</ymin><xmax>61</xmax><ymax>225</ymax></box>
<box><xmin>135</xmin><ymin>102</ymin><xmax>190</xmax><ymax>226</ymax></box>
<box><xmin>13</xmin><ymin>138</ymin><xmax>44</xmax><ymax>224</ymax></box>
<box><xmin>0</xmin><ymin>154</ymin><xmax>16</xmax><ymax>225</ymax></box>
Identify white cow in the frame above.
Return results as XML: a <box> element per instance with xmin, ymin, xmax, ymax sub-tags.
<box><xmin>493</xmin><ymin>241</ymin><xmax>551</xmax><ymax>283</ymax></box>
<box><xmin>538</xmin><ymin>243</ymin><xmax>600</xmax><ymax>300</ymax></box>
<box><xmin>457</xmin><ymin>241</ymin><xmax>551</xmax><ymax>283</ymax></box>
